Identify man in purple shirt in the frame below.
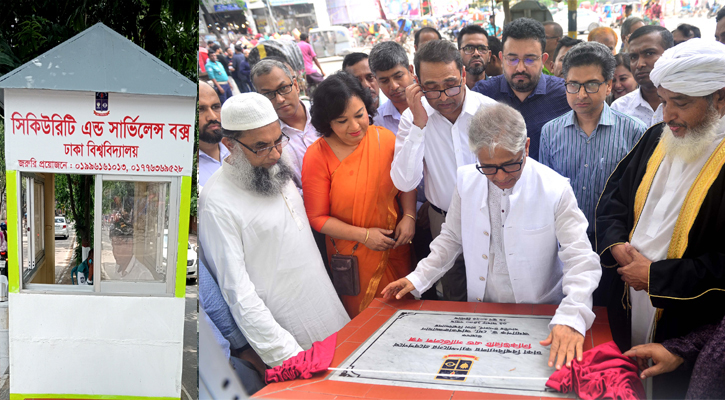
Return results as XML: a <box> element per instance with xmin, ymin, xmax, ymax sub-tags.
<box><xmin>298</xmin><ymin>33</ymin><xmax>325</xmax><ymax>85</ymax></box>
<box><xmin>198</xmin><ymin>82</ymin><xmax>230</xmax><ymax>187</ymax></box>
<box><xmin>473</xmin><ymin>18</ymin><xmax>570</xmax><ymax>160</ymax></box>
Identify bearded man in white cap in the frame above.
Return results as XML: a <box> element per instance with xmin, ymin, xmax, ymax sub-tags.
<box><xmin>596</xmin><ymin>38</ymin><xmax>725</xmax><ymax>398</ymax></box>
<box><xmin>198</xmin><ymin>92</ymin><xmax>349</xmax><ymax>368</ymax></box>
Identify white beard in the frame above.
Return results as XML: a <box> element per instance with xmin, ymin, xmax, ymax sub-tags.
<box><xmin>661</xmin><ymin>106</ymin><xmax>721</xmax><ymax>163</ymax></box>
<box><xmin>225</xmin><ymin>145</ymin><xmax>294</xmax><ymax>196</ymax></box>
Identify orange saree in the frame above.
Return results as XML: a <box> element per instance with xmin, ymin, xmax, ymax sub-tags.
<box><xmin>302</xmin><ymin>125</ymin><xmax>412</xmax><ymax>318</ymax></box>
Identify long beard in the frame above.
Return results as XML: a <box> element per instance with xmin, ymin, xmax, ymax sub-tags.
<box><xmin>225</xmin><ymin>147</ymin><xmax>295</xmax><ymax>196</ymax></box>
<box><xmin>661</xmin><ymin>106</ymin><xmax>721</xmax><ymax>163</ymax></box>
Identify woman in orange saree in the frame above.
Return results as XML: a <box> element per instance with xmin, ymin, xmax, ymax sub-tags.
<box><xmin>302</xmin><ymin>72</ymin><xmax>416</xmax><ymax>318</ymax></box>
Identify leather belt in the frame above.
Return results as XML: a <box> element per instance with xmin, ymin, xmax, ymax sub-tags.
<box><xmin>430</xmin><ymin>203</ymin><xmax>447</xmax><ymax>216</ymax></box>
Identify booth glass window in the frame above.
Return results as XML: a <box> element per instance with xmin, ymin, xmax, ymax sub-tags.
<box><xmin>20</xmin><ymin>173</ymin><xmax>46</xmax><ymax>285</ymax></box>
<box><xmin>100</xmin><ymin>180</ymin><xmax>170</xmax><ymax>283</ymax></box>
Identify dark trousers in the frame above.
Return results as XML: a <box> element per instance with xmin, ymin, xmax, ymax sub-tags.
<box><xmin>216</xmin><ymin>82</ymin><xmax>233</xmax><ymax>104</ymax></box>
<box><xmin>429</xmin><ymin>205</ymin><xmax>467</xmax><ymax>301</ymax></box>
<box><xmin>234</xmin><ymin>76</ymin><xmax>253</xmax><ymax>93</ymax></box>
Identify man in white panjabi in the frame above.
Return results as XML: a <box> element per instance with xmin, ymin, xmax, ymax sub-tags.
<box><xmin>596</xmin><ymin>39</ymin><xmax>725</xmax><ymax>398</ymax></box>
<box><xmin>198</xmin><ymin>93</ymin><xmax>349</xmax><ymax>367</ymax></box>
<box><xmin>383</xmin><ymin>102</ymin><xmax>601</xmax><ymax>371</ymax></box>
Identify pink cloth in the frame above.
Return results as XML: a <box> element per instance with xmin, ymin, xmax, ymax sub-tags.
<box><xmin>546</xmin><ymin>341</ymin><xmax>646</xmax><ymax>400</ymax></box>
<box><xmin>297</xmin><ymin>40</ymin><xmax>318</xmax><ymax>75</ymax></box>
<box><xmin>264</xmin><ymin>333</ymin><xmax>337</xmax><ymax>384</ymax></box>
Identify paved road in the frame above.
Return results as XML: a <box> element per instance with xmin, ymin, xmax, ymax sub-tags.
<box><xmin>54</xmin><ymin>224</ymin><xmax>76</xmax><ymax>284</ymax></box>
<box><xmin>182</xmin><ymin>281</ymin><xmax>198</xmax><ymax>400</ymax></box>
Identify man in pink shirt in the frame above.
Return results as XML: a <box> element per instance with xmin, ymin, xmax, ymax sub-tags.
<box><xmin>298</xmin><ymin>33</ymin><xmax>325</xmax><ymax>85</ymax></box>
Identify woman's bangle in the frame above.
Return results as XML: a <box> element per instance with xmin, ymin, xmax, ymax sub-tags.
<box><xmin>363</xmin><ymin>228</ymin><xmax>370</xmax><ymax>244</ymax></box>
<box><xmin>404</xmin><ymin>213</ymin><xmax>416</xmax><ymax>222</ymax></box>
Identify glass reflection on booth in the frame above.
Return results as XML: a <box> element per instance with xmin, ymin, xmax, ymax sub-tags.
<box><xmin>101</xmin><ymin>181</ymin><xmax>170</xmax><ymax>282</ymax></box>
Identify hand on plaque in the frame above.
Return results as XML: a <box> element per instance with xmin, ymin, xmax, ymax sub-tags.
<box><xmin>623</xmin><ymin>343</ymin><xmax>683</xmax><ymax>379</ymax></box>
<box><xmin>540</xmin><ymin>324</ymin><xmax>584</xmax><ymax>370</ymax></box>
<box><xmin>617</xmin><ymin>243</ymin><xmax>651</xmax><ymax>291</ymax></box>
<box><xmin>381</xmin><ymin>277</ymin><xmax>415</xmax><ymax>300</ymax></box>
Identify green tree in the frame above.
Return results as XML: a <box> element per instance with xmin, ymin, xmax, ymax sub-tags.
<box><xmin>0</xmin><ymin>0</ymin><xmax>198</xmax><ymax>257</ymax></box>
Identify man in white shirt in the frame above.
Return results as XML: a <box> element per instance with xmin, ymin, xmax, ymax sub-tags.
<box><xmin>250</xmin><ymin>59</ymin><xmax>319</xmax><ymax>190</ymax></box>
<box><xmin>611</xmin><ymin>26</ymin><xmax>673</xmax><ymax>126</ymax></box>
<box><xmin>390</xmin><ymin>39</ymin><xmax>497</xmax><ymax>301</ymax></box>
<box><xmin>198</xmin><ymin>82</ymin><xmax>230</xmax><ymax>188</ymax></box>
<box><xmin>368</xmin><ymin>41</ymin><xmax>416</xmax><ymax>135</ymax></box>
<box><xmin>383</xmin><ymin>102</ymin><xmax>601</xmax><ymax>371</ymax></box>
<box><xmin>199</xmin><ymin>93</ymin><xmax>349</xmax><ymax>367</ymax></box>
<box><xmin>105</xmin><ymin>222</ymin><xmax>155</xmax><ymax>281</ymax></box>
<box><xmin>597</xmin><ymin>39</ymin><xmax>725</xmax><ymax>398</ymax></box>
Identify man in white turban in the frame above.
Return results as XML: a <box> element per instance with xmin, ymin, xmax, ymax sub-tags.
<box><xmin>198</xmin><ymin>92</ymin><xmax>349</xmax><ymax>368</ymax></box>
<box><xmin>596</xmin><ymin>38</ymin><xmax>725</xmax><ymax>398</ymax></box>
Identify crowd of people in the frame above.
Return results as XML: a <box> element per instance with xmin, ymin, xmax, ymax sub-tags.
<box><xmin>197</xmin><ymin>10</ymin><xmax>725</xmax><ymax>398</ymax></box>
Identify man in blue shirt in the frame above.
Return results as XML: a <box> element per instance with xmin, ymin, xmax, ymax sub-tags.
<box><xmin>539</xmin><ymin>42</ymin><xmax>645</xmax><ymax>306</ymax></box>
<box><xmin>205</xmin><ymin>52</ymin><xmax>233</xmax><ymax>104</ymax></box>
<box><xmin>473</xmin><ymin>18</ymin><xmax>570</xmax><ymax>161</ymax></box>
<box><xmin>540</xmin><ymin>41</ymin><xmax>645</xmax><ymax>245</ymax></box>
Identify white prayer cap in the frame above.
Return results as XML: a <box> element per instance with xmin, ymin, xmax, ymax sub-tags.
<box><xmin>221</xmin><ymin>92</ymin><xmax>278</xmax><ymax>131</ymax></box>
<box><xmin>650</xmin><ymin>38</ymin><xmax>725</xmax><ymax>97</ymax></box>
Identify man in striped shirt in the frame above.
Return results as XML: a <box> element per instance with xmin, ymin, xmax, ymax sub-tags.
<box><xmin>540</xmin><ymin>42</ymin><xmax>646</xmax><ymax>247</ymax></box>
<box><xmin>540</xmin><ymin>42</ymin><xmax>645</xmax><ymax>307</ymax></box>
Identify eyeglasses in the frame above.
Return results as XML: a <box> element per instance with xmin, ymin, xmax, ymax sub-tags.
<box><xmin>461</xmin><ymin>45</ymin><xmax>489</xmax><ymax>54</ymax></box>
<box><xmin>504</xmin><ymin>55</ymin><xmax>541</xmax><ymax>67</ymax></box>
<box><xmin>565</xmin><ymin>81</ymin><xmax>607</xmax><ymax>94</ymax></box>
<box><xmin>260</xmin><ymin>83</ymin><xmax>294</xmax><ymax>100</ymax></box>
<box><xmin>476</xmin><ymin>156</ymin><xmax>525</xmax><ymax>175</ymax></box>
<box><xmin>421</xmin><ymin>80</ymin><xmax>463</xmax><ymax>99</ymax></box>
<box><xmin>233</xmin><ymin>133</ymin><xmax>290</xmax><ymax>158</ymax></box>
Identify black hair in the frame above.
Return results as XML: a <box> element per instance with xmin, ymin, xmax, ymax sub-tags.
<box><xmin>209</xmin><ymin>44</ymin><xmax>221</xmax><ymax>52</ymax></box>
<box><xmin>614</xmin><ymin>52</ymin><xmax>632</xmax><ymax>72</ymax></box>
<box><xmin>501</xmin><ymin>18</ymin><xmax>546</xmax><ymax>55</ymax></box>
<box><xmin>628</xmin><ymin>25</ymin><xmax>674</xmax><ymax>50</ymax></box>
<box><xmin>310</xmin><ymin>72</ymin><xmax>376</xmax><ymax>137</ymax></box>
<box><xmin>487</xmin><ymin>36</ymin><xmax>502</xmax><ymax>59</ymax></box>
<box><xmin>368</xmin><ymin>41</ymin><xmax>410</xmax><ymax>74</ymax></box>
<box><xmin>552</xmin><ymin>36</ymin><xmax>583</xmax><ymax>63</ymax></box>
<box><xmin>717</xmin><ymin>7</ymin><xmax>725</xmax><ymax>23</ymax></box>
<box><xmin>414</xmin><ymin>27</ymin><xmax>442</xmax><ymax>48</ymax></box>
<box><xmin>342</xmin><ymin>52</ymin><xmax>369</xmax><ymax>70</ymax></box>
<box><xmin>300</xmin><ymin>32</ymin><xmax>309</xmax><ymax>41</ymax></box>
<box><xmin>234</xmin><ymin>44</ymin><xmax>243</xmax><ymax>52</ymax></box>
<box><xmin>413</xmin><ymin>39</ymin><xmax>463</xmax><ymax>78</ymax></box>
<box><xmin>674</xmin><ymin>24</ymin><xmax>701</xmax><ymax>40</ymax></box>
<box><xmin>457</xmin><ymin>24</ymin><xmax>488</xmax><ymax>49</ymax></box>
<box><xmin>561</xmin><ymin>42</ymin><xmax>616</xmax><ymax>82</ymax></box>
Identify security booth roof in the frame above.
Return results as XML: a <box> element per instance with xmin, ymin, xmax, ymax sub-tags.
<box><xmin>0</xmin><ymin>22</ymin><xmax>196</xmax><ymax>106</ymax></box>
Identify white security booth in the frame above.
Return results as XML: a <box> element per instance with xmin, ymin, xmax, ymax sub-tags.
<box><xmin>0</xmin><ymin>23</ymin><xmax>196</xmax><ymax>399</ymax></box>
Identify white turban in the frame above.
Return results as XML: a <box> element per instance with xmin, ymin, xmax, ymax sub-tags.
<box><xmin>650</xmin><ymin>38</ymin><xmax>725</xmax><ymax>97</ymax></box>
<box><xmin>221</xmin><ymin>92</ymin><xmax>278</xmax><ymax>131</ymax></box>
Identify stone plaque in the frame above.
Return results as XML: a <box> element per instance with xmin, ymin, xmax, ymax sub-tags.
<box><xmin>329</xmin><ymin>310</ymin><xmax>571</xmax><ymax>397</ymax></box>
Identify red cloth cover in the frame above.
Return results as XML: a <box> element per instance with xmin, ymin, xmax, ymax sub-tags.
<box><xmin>265</xmin><ymin>333</ymin><xmax>337</xmax><ymax>384</ymax></box>
<box><xmin>546</xmin><ymin>341</ymin><xmax>646</xmax><ymax>400</ymax></box>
